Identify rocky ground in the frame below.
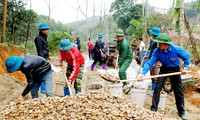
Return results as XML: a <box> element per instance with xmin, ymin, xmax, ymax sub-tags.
<box><xmin>0</xmin><ymin>46</ymin><xmax>200</xmax><ymax>120</ymax></box>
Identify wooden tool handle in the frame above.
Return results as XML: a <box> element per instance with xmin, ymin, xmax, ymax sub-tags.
<box><xmin>115</xmin><ymin>54</ymin><xmax>119</xmax><ymax>67</ymax></box>
<box><xmin>121</xmin><ymin>71</ymin><xmax>191</xmax><ymax>83</ymax></box>
<box><xmin>63</xmin><ymin>67</ymin><xmax>73</xmax><ymax>96</ymax></box>
<box><xmin>64</xmin><ymin>75</ymin><xmax>73</xmax><ymax>95</ymax></box>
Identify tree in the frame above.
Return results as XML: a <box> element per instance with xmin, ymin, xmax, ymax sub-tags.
<box><xmin>0</xmin><ymin>0</ymin><xmax>38</xmax><ymax>45</ymax></box>
<box><xmin>110</xmin><ymin>0</ymin><xmax>142</xmax><ymax>31</ymax></box>
<box><xmin>1</xmin><ymin>0</ymin><xmax>7</xmax><ymax>43</ymax></box>
<box><xmin>172</xmin><ymin>0</ymin><xmax>200</xmax><ymax>64</ymax></box>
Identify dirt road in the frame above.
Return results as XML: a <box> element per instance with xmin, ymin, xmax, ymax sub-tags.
<box><xmin>0</xmin><ymin>56</ymin><xmax>199</xmax><ymax>120</ymax></box>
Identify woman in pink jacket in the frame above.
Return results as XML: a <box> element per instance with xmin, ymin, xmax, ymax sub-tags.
<box><xmin>59</xmin><ymin>39</ymin><xmax>85</xmax><ymax>95</ymax></box>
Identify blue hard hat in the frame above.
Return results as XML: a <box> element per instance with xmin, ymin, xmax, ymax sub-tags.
<box><xmin>59</xmin><ymin>39</ymin><xmax>73</xmax><ymax>51</ymax></box>
<box><xmin>149</xmin><ymin>27</ymin><xmax>160</xmax><ymax>36</ymax></box>
<box><xmin>5</xmin><ymin>56</ymin><xmax>23</xmax><ymax>73</ymax></box>
<box><xmin>98</xmin><ymin>33</ymin><xmax>104</xmax><ymax>38</ymax></box>
<box><xmin>38</xmin><ymin>23</ymin><xmax>49</xmax><ymax>30</ymax></box>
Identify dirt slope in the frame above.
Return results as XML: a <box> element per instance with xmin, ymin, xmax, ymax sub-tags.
<box><xmin>0</xmin><ymin>45</ymin><xmax>26</xmax><ymax>81</ymax></box>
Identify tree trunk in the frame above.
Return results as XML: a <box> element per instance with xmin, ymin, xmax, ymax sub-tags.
<box><xmin>1</xmin><ymin>0</ymin><xmax>8</xmax><ymax>43</ymax></box>
<box><xmin>184</xmin><ymin>14</ymin><xmax>200</xmax><ymax>64</ymax></box>
<box><xmin>179</xmin><ymin>0</ymin><xmax>184</xmax><ymax>47</ymax></box>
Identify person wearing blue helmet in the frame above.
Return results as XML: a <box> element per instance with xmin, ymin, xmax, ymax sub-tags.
<box><xmin>145</xmin><ymin>27</ymin><xmax>162</xmax><ymax>85</ymax></box>
<box><xmin>91</xmin><ymin>33</ymin><xmax>106</xmax><ymax>70</ymax></box>
<box><xmin>149</xmin><ymin>27</ymin><xmax>161</xmax><ymax>59</ymax></box>
<box><xmin>5</xmin><ymin>54</ymin><xmax>53</xmax><ymax>102</ymax></box>
<box><xmin>34</xmin><ymin>23</ymin><xmax>50</xmax><ymax>94</ymax></box>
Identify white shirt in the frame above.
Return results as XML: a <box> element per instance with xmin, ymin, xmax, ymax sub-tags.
<box><xmin>139</xmin><ymin>41</ymin><xmax>145</xmax><ymax>51</ymax></box>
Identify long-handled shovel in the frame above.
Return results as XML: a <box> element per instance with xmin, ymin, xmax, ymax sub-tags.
<box><xmin>123</xmin><ymin>71</ymin><xmax>191</xmax><ymax>94</ymax></box>
<box><xmin>63</xmin><ymin>67</ymin><xmax>73</xmax><ymax>96</ymax></box>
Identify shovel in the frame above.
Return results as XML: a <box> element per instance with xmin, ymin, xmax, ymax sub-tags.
<box><xmin>123</xmin><ymin>71</ymin><xmax>191</xmax><ymax>94</ymax></box>
<box><xmin>63</xmin><ymin>67</ymin><xmax>73</xmax><ymax>96</ymax></box>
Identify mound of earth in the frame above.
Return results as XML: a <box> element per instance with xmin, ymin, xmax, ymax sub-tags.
<box><xmin>0</xmin><ymin>45</ymin><xmax>26</xmax><ymax>81</ymax></box>
<box><xmin>0</xmin><ymin>74</ymin><xmax>26</xmax><ymax>107</ymax></box>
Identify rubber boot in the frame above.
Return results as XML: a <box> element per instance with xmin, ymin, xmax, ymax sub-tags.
<box><xmin>91</xmin><ymin>63</ymin><xmax>95</xmax><ymax>71</ymax></box>
<box><xmin>64</xmin><ymin>87</ymin><xmax>70</xmax><ymax>96</ymax></box>
<box><xmin>101</xmin><ymin>63</ymin><xmax>106</xmax><ymax>70</ymax></box>
<box><xmin>75</xmin><ymin>90</ymin><xmax>81</xmax><ymax>94</ymax></box>
<box><xmin>40</xmin><ymin>82</ymin><xmax>46</xmax><ymax>94</ymax></box>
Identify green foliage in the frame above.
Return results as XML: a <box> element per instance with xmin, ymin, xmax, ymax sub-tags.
<box><xmin>127</xmin><ymin>18</ymin><xmax>144</xmax><ymax>38</ymax></box>
<box><xmin>147</xmin><ymin>14</ymin><xmax>173</xmax><ymax>32</ymax></box>
<box><xmin>172</xmin><ymin>0</ymin><xmax>180</xmax><ymax>32</ymax></box>
<box><xmin>21</xmin><ymin>41</ymin><xmax>36</xmax><ymax>54</ymax></box>
<box><xmin>0</xmin><ymin>0</ymin><xmax>38</xmax><ymax>45</ymax></box>
<box><xmin>110</xmin><ymin>0</ymin><xmax>142</xmax><ymax>31</ymax></box>
<box><xmin>185</xmin><ymin>0</ymin><xmax>200</xmax><ymax>19</ymax></box>
<box><xmin>127</xmin><ymin>13</ymin><xmax>172</xmax><ymax>38</ymax></box>
<box><xmin>48</xmin><ymin>30</ymin><xmax>74</xmax><ymax>55</ymax></box>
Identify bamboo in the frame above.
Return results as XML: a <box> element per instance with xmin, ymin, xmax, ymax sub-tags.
<box><xmin>121</xmin><ymin>71</ymin><xmax>191</xmax><ymax>83</ymax></box>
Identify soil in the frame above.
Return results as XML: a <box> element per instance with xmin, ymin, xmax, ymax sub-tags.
<box><xmin>0</xmin><ymin>45</ymin><xmax>200</xmax><ymax>120</ymax></box>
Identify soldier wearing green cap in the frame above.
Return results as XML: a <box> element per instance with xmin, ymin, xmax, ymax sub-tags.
<box><xmin>138</xmin><ymin>33</ymin><xmax>190</xmax><ymax>120</ymax></box>
<box><xmin>115</xmin><ymin>29</ymin><xmax>132</xmax><ymax>86</ymax></box>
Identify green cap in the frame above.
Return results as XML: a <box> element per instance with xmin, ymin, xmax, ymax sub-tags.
<box><xmin>116</xmin><ymin>29</ymin><xmax>124</xmax><ymax>37</ymax></box>
<box><xmin>153</xmin><ymin>33</ymin><xmax>173</xmax><ymax>44</ymax></box>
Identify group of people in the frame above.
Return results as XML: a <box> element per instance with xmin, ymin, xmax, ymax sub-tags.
<box><xmin>90</xmin><ymin>27</ymin><xmax>190</xmax><ymax>120</ymax></box>
<box><xmin>5</xmin><ymin>23</ymin><xmax>190</xmax><ymax>120</ymax></box>
<box><xmin>5</xmin><ymin>23</ymin><xmax>85</xmax><ymax>101</ymax></box>
<box><xmin>115</xmin><ymin>27</ymin><xmax>190</xmax><ymax>120</ymax></box>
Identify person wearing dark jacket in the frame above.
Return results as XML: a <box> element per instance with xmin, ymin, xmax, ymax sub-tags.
<box><xmin>76</xmin><ymin>36</ymin><xmax>81</xmax><ymax>51</ymax></box>
<box><xmin>147</xmin><ymin>27</ymin><xmax>161</xmax><ymax>84</ymax></box>
<box><xmin>35</xmin><ymin>23</ymin><xmax>50</xmax><ymax>93</ymax></box>
<box><xmin>5</xmin><ymin>54</ymin><xmax>53</xmax><ymax>102</ymax></box>
<box><xmin>35</xmin><ymin>23</ymin><xmax>50</xmax><ymax>60</ymax></box>
<box><xmin>91</xmin><ymin>33</ymin><xmax>106</xmax><ymax>71</ymax></box>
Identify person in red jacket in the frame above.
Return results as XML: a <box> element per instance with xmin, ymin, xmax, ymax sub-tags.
<box><xmin>58</xmin><ymin>39</ymin><xmax>85</xmax><ymax>95</ymax></box>
<box><xmin>87</xmin><ymin>38</ymin><xmax>94</xmax><ymax>60</ymax></box>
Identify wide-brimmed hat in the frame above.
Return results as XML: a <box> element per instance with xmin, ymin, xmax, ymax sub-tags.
<box><xmin>5</xmin><ymin>56</ymin><xmax>23</xmax><ymax>73</ymax></box>
<box><xmin>149</xmin><ymin>27</ymin><xmax>160</xmax><ymax>36</ymax></box>
<box><xmin>98</xmin><ymin>33</ymin><xmax>104</xmax><ymax>38</ymax></box>
<box><xmin>59</xmin><ymin>39</ymin><xmax>73</xmax><ymax>51</ymax></box>
<box><xmin>38</xmin><ymin>23</ymin><xmax>49</xmax><ymax>30</ymax></box>
<box><xmin>153</xmin><ymin>33</ymin><xmax>173</xmax><ymax>44</ymax></box>
<box><xmin>116</xmin><ymin>29</ymin><xmax>124</xmax><ymax>37</ymax></box>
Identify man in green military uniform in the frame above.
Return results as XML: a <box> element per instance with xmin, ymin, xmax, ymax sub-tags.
<box><xmin>115</xmin><ymin>29</ymin><xmax>132</xmax><ymax>86</ymax></box>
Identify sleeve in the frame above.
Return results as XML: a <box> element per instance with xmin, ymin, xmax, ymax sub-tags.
<box><xmin>35</xmin><ymin>37</ymin><xmax>44</xmax><ymax>57</ymax></box>
<box><xmin>21</xmin><ymin>76</ymin><xmax>35</xmax><ymax>97</ymax></box>
<box><xmin>68</xmin><ymin>51</ymin><xmax>80</xmax><ymax>82</ymax></box>
<box><xmin>142</xmin><ymin>50</ymin><xmax>158</xmax><ymax>75</ymax></box>
<box><xmin>118</xmin><ymin>41</ymin><xmax>128</xmax><ymax>66</ymax></box>
<box><xmin>96</xmin><ymin>40</ymin><xmax>101</xmax><ymax>50</ymax></box>
<box><xmin>177</xmin><ymin>46</ymin><xmax>190</xmax><ymax>68</ymax></box>
<box><xmin>149</xmin><ymin>42</ymin><xmax>157</xmax><ymax>59</ymax></box>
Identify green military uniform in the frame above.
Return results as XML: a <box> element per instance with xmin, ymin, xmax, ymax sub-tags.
<box><xmin>117</xmin><ymin>38</ymin><xmax>132</xmax><ymax>85</ymax></box>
